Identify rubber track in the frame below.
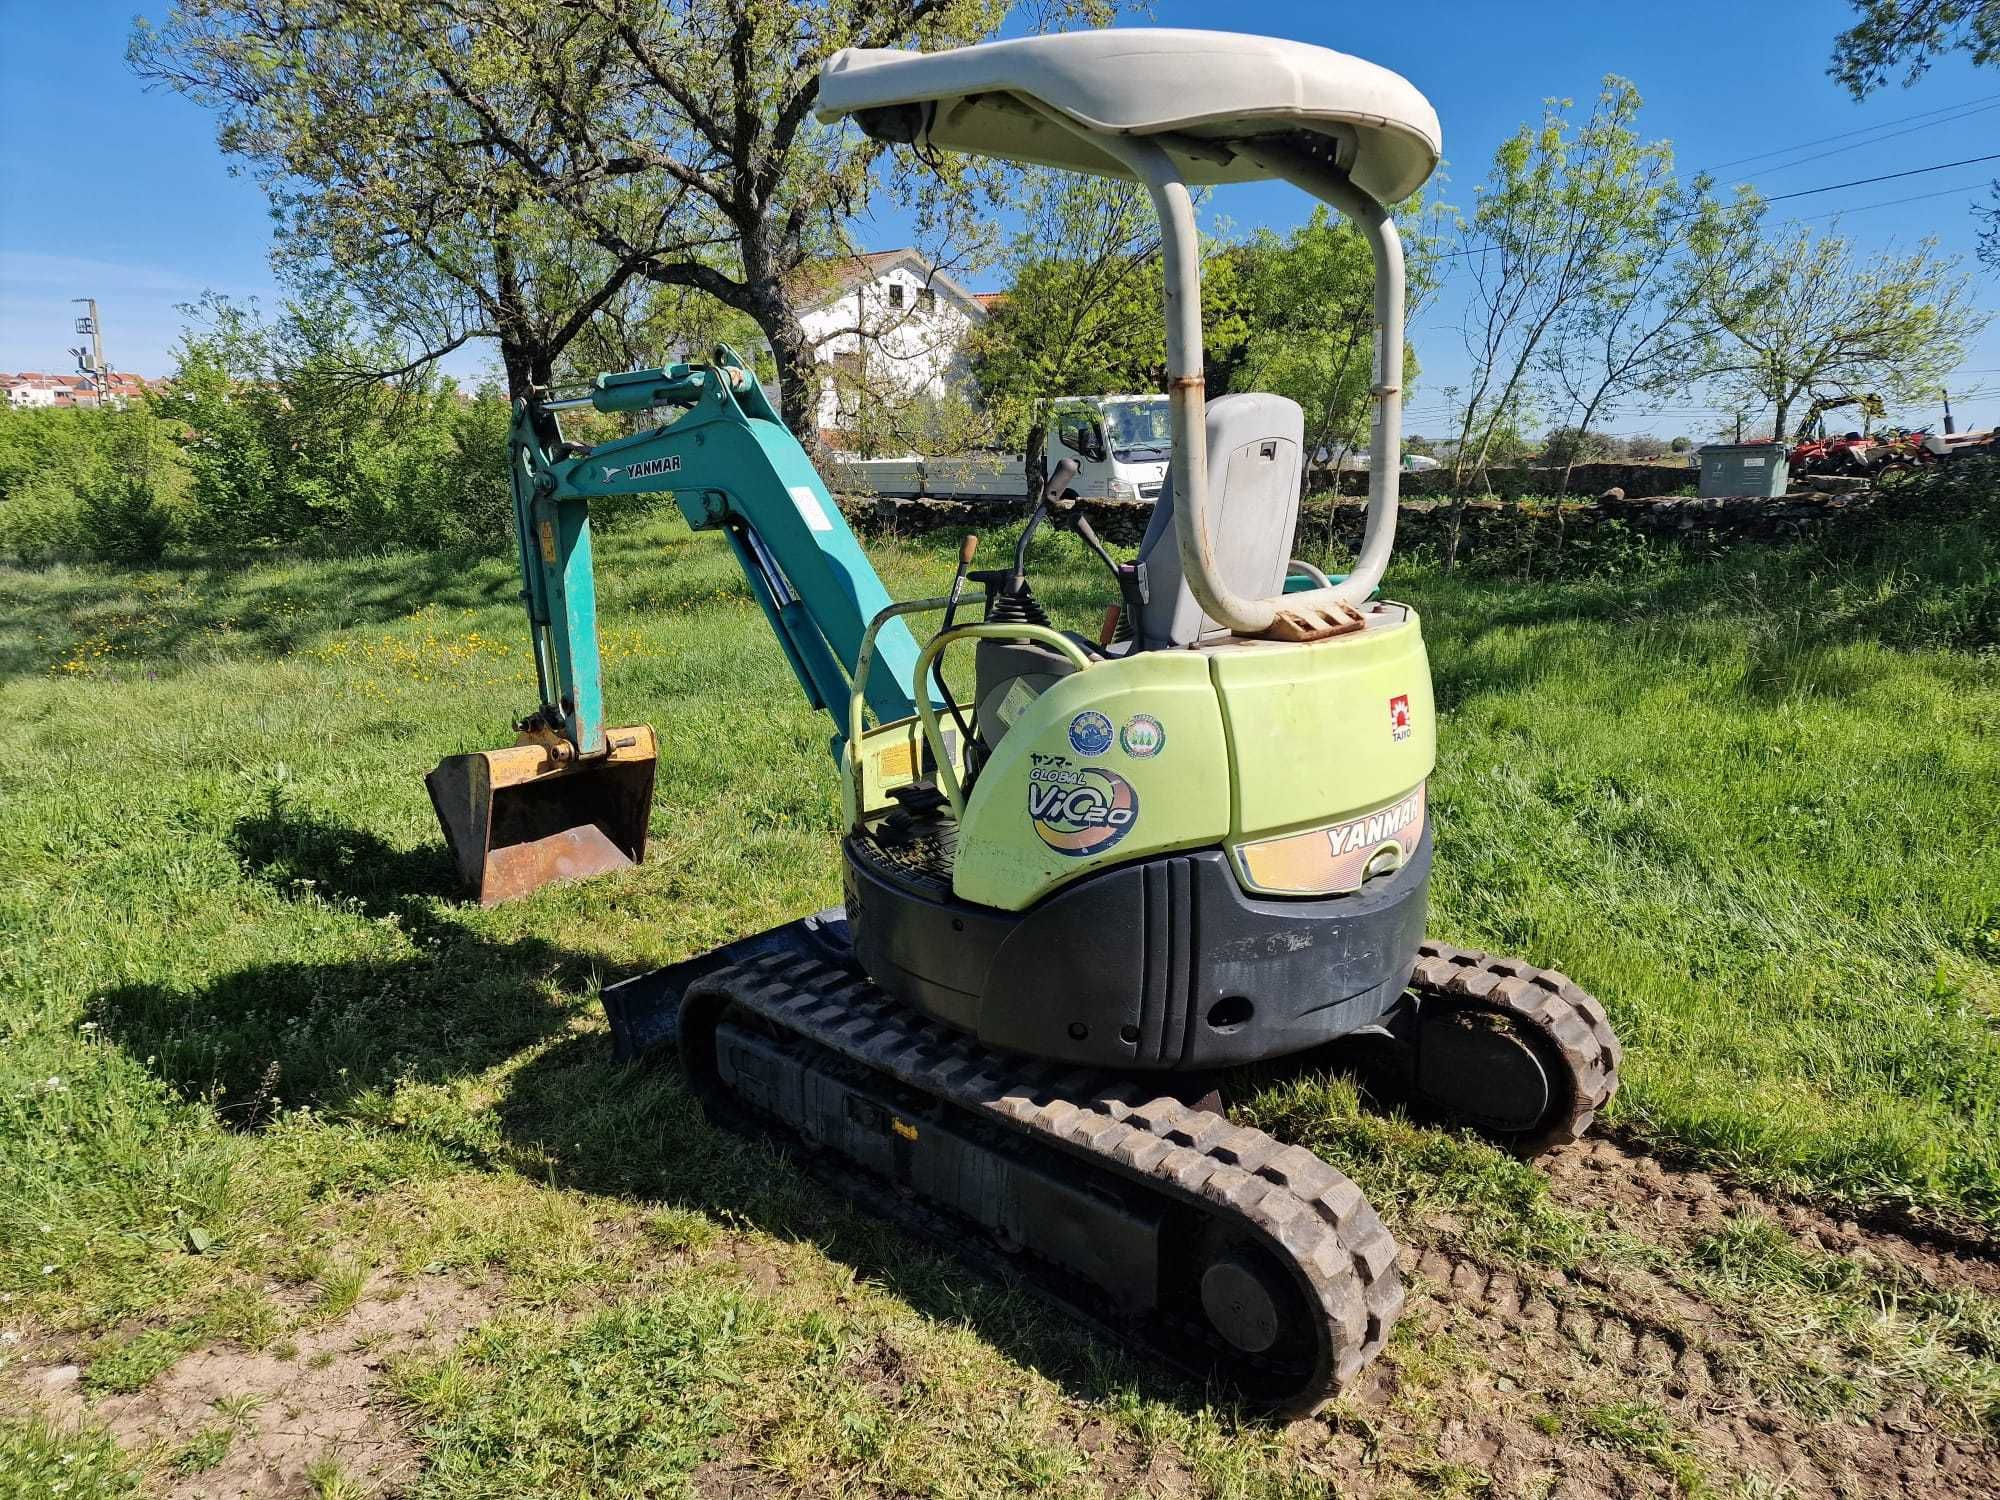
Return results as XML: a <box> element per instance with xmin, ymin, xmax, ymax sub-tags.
<box><xmin>1409</xmin><ymin>940</ymin><xmax>1623</xmax><ymax>1154</ymax></box>
<box><xmin>689</xmin><ymin>949</ymin><xmax>1405</xmax><ymax>1413</ymax></box>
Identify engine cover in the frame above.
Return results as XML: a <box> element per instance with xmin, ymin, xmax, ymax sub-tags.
<box><xmin>844</xmin><ymin>829</ymin><xmax>1430</xmax><ymax>1070</ymax></box>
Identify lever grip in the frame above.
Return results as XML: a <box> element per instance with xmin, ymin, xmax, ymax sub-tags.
<box><xmin>959</xmin><ymin>533</ymin><xmax>979</xmax><ymax>565</ymax></box>
<box><xmin>1041</xmin><ymin>456</ymin><xmax>1080</xmax><ymax>506</ymax></box>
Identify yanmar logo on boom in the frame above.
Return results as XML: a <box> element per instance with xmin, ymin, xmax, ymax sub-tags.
<box><xmin>1028</xmin><ymin>754</ymin><xmax>1138</xmax><ymax>857</ymax></box>
<box><xmin>598</xmin><ymin>455</ymin><xmax>682</xmax><ymax>483</ymax></box>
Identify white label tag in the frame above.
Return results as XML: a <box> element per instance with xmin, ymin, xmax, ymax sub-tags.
<box><xmin>789</xmin><ymin>485</ymin><xmax>834</xmax><ymax>532</ymax></box>
<box><xmin>1743</xmin><ymin>456</ymin><xmax>1765</xmax><ymax>467</ymax></box>
<box><xmin>997</xmin><ymin>677</ymin><xmax>1039</xmax><ymax>726</ymax></box>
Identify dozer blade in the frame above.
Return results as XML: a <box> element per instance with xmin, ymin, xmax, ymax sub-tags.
<box><xmin>425</xmin><ymin>725</ymin><xmax>658</xmax><ymax>905</ymax></box>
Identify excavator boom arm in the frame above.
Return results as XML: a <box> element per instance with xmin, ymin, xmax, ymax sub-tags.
<box><xmin>510</xmin><ymin>348</ymin><xmax>925</xmax><ymax>759</ymax></box>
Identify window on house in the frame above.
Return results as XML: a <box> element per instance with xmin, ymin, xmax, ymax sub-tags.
<box><xmin>887</xmin><ymin>282</ymin><xmax>905</xmax><ymax>308</ymax></box>
<box><xmin>918</xmin><ymin>287</ymin><xmax>936</xmax><ymax>312</ymax></box>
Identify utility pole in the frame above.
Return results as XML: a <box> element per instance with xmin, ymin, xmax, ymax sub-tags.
<box><xmin>69</xmin><ymin>298</ymin><xmax>110</xmax><ymax>405</ymax></box>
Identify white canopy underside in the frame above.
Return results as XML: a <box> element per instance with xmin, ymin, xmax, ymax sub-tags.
<box><xmin>817</xmin><ymin>29</ymin><xmax>1441</xmax><ymax>204</ymax></box>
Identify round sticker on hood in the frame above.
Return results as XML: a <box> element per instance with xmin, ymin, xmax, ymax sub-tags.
<box><xmin>1067</xmin><ymin>710</ymin><xmax>1114</xmax><ymax>756</ymax></box>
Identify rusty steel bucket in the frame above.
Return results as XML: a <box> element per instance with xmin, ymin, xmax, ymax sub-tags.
<box><xmin>425</xmin><ymin>725</ymin><xmax>658</xmax><ymax>905</ymax></box>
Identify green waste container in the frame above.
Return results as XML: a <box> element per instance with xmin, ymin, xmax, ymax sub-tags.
<box><xmin>1697</xmin><ymin>443</ymin><xmax>1790</xmax><ymax>498</ymax></box>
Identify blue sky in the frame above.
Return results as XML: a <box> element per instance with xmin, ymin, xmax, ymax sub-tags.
<box><xmin>4</xmin><ymin>0</ymin><xmax>1997</xmax><ymax>438</ymax></box>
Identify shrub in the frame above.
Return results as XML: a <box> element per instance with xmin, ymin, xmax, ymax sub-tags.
<box><xmin>79</xmin><ymin>476</ymin><xmax>175</xmax><ymax>564</ymax></box>
<box><xmin>0</xmin><ymin>474</ymin><xmax>89</xmax><ymax>563</ymax></box>
<box><xmin>0</xmin><ymin>402</ymin><xmax>190</xmax><ymax>563</ymax></box>
<box><xmin>1540</xmin><ymin>425</ymin><xmax>1621</xmax><ymax>466</ymax></box>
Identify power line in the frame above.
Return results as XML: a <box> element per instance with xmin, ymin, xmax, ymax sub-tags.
<box><xmin>1794</xmin><ymin>178</ymin><xmax>1999</xmax><ymax>220</ymax></box>
<box><xmin>1432</xmin><ymin>152</ymin><xmax>2000</xmax><ymax>262</ymax></box>
<box><xmin>1735</xmin><ymin>101</ymin><xmax>2000</xmax><ymax>181</ymax></box>
<box><xmin>1701</xmin><ymin>93</ymin><xmax>2000</xmax><ymax>174</ymax></box>
<box><xmin>1758</xmin><ymin>151</ymin><xmax>2000</xmax><ymax>205</ymax></box>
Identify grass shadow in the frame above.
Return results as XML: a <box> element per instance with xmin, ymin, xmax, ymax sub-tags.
<box><xmin>90</xmin><ymin>802</ymin><xmax>575</xmax><ymax>1129</ymax></box>
<box><xmin>0</xmin><ymin>544</ymin><xmax>516</xmax><ymax>682</ymax></box>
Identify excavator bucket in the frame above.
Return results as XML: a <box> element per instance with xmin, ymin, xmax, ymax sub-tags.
<box><xmin>425</xmin><ymin>726</ymin><xmax>658</xmax><ymax>905</ymax></box>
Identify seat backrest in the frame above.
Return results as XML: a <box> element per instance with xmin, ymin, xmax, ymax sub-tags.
<box><xmin>1134</xmin><ymin>393</ymin><xmax>1305</xmax><ymax>647</ymax></box>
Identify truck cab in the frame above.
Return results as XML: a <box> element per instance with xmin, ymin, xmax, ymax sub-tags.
<box><xmin>1039</xmin><ymin>395</ymin><xmax>1172</xmax><ymax>503</ymax></box>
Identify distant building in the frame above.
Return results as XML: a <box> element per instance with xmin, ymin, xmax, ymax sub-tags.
<box><xmin>1</xmin><ymin>370</ymin><xmax>163</xmax><ymax>409</ymax></box>
<box><xmin>791</xmin><ymin>250</ymin><xmax>990</xmax><ymax>444</ymax></box>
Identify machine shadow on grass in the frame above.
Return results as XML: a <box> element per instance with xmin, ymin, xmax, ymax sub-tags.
<box><xmin>90</xmin><ymin>800</ymin><xmax>584</xmax><ymax>1132</ymax></box>
<box><xmin>88</xmin><ymin>801</ymin><xmax>1210</xmax><ymax>1416</ymax></box>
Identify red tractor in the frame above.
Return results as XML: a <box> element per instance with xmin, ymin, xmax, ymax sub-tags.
<box><xmin>1784</xmin><ymin>393</ymin><xmax>1889</xmax><ymax>479</ymax></box>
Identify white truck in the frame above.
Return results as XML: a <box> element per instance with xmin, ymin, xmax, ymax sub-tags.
<box><xmin>828</xmin><ymin>394</ymin><xmax>1172</xmax><ymax>503</ymax></box>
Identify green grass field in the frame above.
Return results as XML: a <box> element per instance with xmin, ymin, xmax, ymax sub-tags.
<box><xmin>2</xmin><ymin>503</ymin><xmax>1996</xmax><ymax>1497</ymax></box>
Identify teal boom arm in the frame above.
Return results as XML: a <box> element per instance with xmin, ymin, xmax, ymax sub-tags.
<box><xmin>511</xmin><ymin>347</ymin><xmax>925</xmax><ymax>759</ymax></box>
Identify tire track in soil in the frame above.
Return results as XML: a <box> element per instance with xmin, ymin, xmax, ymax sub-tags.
<box><xmin>1546</xmin><ymin>1135</ymin><xmax>2000</xmax><ymax>1298</ymax></box>
<box><xmin>1335</xmin><ymin>1137</ymin><xmax>2000</xmax><ymax>1500</ymax></box>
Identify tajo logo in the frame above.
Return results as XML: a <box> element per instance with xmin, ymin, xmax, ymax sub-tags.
<box><xmin>1389</xmin><ymin>694</ymin><xmax>1412</xmax><ymax>741</ymax></box>
<box><xmin>1028</xmin><ymin>754</ymin><xmax>1138</xmax><ymax>857</ymax></box>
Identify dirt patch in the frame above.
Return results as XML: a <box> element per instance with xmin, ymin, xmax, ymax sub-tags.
<box><xmin>14</xmin><ymin>1271</ymin><xmax>492</xmax><ymax>1498</ymax></box>
<box><xmin>690</xmin><ymin>1458</ymin><xmax>793</xmax><ymax>1496</ymax></box>
<box><xmin>1547</xmin><ymin>1134</ymin><xmax>2000</xmax><ymax>1297</ymax></box>
<box><xmin>1363</xmin><ymin>1235</ymin><xmax>1998</xmax><ymax>1500</ymax></box>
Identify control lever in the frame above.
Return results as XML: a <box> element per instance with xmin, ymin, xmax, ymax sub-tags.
<box><xmin>1012</xmin><ymin>457</ymin><xmax>1080</xmax><ymax>590</ymax></box>
<box><xmin>1051</xmin><ymin>490</ymin><xmax>1149</xmax><ymax>653</ymax></box>
<box><xmin>930</xmin><ymin>534</ymin><xmax>980</xmax><ymax>759</ymax></box>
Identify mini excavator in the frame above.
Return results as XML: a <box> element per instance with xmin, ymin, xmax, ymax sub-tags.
<box><xmin>425</xmin><ymin>30</ymin><xmax>1622</xmax><ymax>1413</ymax></box>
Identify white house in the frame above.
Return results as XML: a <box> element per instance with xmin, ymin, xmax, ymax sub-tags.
<box><xmin>3</xmin><ymin>374</ymin><xmax>67</xmax><ymax>408</ymax></box>
<box><xmin>791</xmin><ymin>250</ymin><xmax>992</xmax><ymax>444</ymax></box>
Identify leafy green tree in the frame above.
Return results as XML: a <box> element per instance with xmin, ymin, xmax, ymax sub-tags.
<box><xmin>968</xmin><ymin>170</ymin><xmax>1270</xmax><ymax>454</ymax></box>
<box><xmin>1830</xmin><ymin>1</ymin><xmax>2000</xmax><ymax>94</ymax></box>
<box><xmin>968</xmin><ymin>173</ymin><xmax>1166</xmax><ymax>442</ymax></box>
<box><xmin>153</xmin><ymin>1</ymin><xmax>1107</xmax><ymax>440</ymax></box>
<box><xmin>1701</xmin><ymin>226</ymin><xmax>1989</xmax><ymax>439</ymax></box>
<box><xmin>1449</xmin><ymin>77</ymin><xmax>1677</xmax><ymax>514</ymax></box>
<box><xmin>132</xmin><ymin>4</ymin><xmax>668</xmax><ymax>401</ymax></box>
<box><xmin>1232</xmin><ymin>202</ymin><xmax>1444</xmax><ymax>486</ymax></box>
<box><xmin>1829</xmin><ymin>3</ymin><xmax>2000</xmax><ymax>266</ymax></box>
<box><xmin>1537</xmin><ymin>168</ymin><xmax>1755</xmax><ymax>493</ymax></box>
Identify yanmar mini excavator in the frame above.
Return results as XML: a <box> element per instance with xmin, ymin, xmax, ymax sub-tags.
<box><xmin>426</xmin><ymin>30</ymin><xmax>1621</xmax><ymax>1412</ymax></box>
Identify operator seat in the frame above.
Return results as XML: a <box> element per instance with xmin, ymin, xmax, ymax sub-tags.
<box><xmin>1134</xmin><ymin>393</ymin><xmax>1306</xmax><ymax>648</ymax></box>
<box><xmin>971</xmin><ymin>393</ymin><xmax>1305</xmax><ymax>749</ymax></box>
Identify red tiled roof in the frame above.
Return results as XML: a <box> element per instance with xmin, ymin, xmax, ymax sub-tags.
<box><xmin>785</xmin><ymin>250</ymin><xmax>912</xmax><ymax>305</ymax></box>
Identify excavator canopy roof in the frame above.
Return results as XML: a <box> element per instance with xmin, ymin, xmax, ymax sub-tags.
<box><xmin>816</xmin><ymin>29</ymin><xmax>1441</xmax><ymax>205</ymax></box>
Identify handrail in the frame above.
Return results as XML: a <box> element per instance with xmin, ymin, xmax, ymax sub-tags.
<box><xmin>912</xmin><ymin>623</ymin><xmax>1094</xmax><ymax>819</ymax></box>
<box><xmin>849</xmin><ymin>595</ymin><xmax>954</xmax><ymax>823</ymax></box>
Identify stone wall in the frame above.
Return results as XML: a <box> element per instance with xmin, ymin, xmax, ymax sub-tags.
<box><xmin>839</xmin><ymin>488</ymin><xmax>1882</xmax><ymax>560</ymax></box>
<box><xmin>1320</xmin><ymin>461</ymin><xmax>1696</xmax><ymax>500</ymax></box>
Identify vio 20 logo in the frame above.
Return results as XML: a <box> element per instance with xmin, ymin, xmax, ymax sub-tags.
<box><xmin>1028</xmin><ymin>755</ymin><xmax>1138</xmax><ymax>857</ymax></box>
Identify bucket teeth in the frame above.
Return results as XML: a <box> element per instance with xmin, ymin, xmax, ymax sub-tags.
<box><xmin>425</xmin><ymin>724</ymin><xmax>658</xmax><ymax>904</ymax></box>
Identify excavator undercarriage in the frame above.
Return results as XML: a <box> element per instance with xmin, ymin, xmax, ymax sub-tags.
<box><xmin>605</xmin><ymin>912</ymin><xmax>1618</xmax><ymax>1411</ymax></box>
